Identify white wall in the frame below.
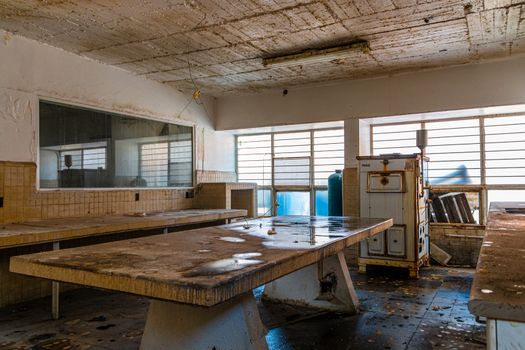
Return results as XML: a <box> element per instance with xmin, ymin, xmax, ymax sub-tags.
<box><xmin>344</xmin><ymin>119</ymin><xmax>372</xmax><ymax>168</ymax></box>
<box><xmin>0</xmin><ymin>30</ymin><xmax>235</xmax><ymax>173</ymax></box>
<box><xmin>216</xmin><ymin>57</ymin><xmax>525</xmax><ymax>131</ymax></box>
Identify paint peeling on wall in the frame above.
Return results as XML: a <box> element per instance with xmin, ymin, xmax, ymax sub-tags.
<box><xmin>0</xmin><ymin>92</ymin><xmax>32</xmax><ymax>128</ymax></box>
<box><xmin>2</xmin><ymin>31</ymin><xmax>12</xmax><ymax>44</ymax></box>
<box><xmin>0</xmin><ymin>88</ymin><xmax>35</xmax><ymax>162</ymax></box>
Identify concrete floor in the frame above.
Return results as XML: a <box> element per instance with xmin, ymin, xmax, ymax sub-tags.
<box><xmin>0</xmin><ymin>266</ymin><xmax>485</xmax><ymax>350</ymax></box>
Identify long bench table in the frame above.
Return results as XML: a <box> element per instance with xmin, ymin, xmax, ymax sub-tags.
<box><xmin>10</xmin><ymin>215</ymin><xmax>392</xmax><ymax>350</ymax></box>
<box><xmin>1</xmin><ymin>208</ymin><xmax>246</xmax><ymax>318</ymax></box>
<box><xmin>0</xmin><ymin>209</ymin><xmax>247</xmax><ymax>248</ymax></box>
<box><xmin>469</xmin><ymin>202</ymin><xmax>525</xmax><ymax>349</ymax></box>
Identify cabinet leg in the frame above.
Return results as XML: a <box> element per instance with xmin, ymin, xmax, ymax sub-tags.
<box><xmin>409</xmin><ymin>267</ymin><xmax>419</xmax><ymax>279</ymax></box>
<box><xmin>358</xmin><ymin>263</ymin><xmax>367</xmax><ymax>274</ymax></box>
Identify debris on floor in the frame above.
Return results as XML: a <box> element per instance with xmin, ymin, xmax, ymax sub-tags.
<box><xmin>0</xmin><ymin>266</ymin><xmax>484</xmax><ymax>350</ymax></box>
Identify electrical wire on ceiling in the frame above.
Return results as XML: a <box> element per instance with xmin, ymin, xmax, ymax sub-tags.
<box><xmin>173</xmin><ymin>13</ymin><xmax>208</xmax><ymax>120</ymax></box>
<box><xmin>178</xmin><ymin>12</ymin><xmax>215</xmax><ymax>174</ymax></box>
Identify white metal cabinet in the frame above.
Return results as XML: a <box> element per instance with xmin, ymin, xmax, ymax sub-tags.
<box><xmin>357</xmin><ymin>154</ymin><xmax>429</xmax><ymax>278</ymax></box>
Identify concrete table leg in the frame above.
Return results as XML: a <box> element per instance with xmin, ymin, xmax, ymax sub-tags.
<box><xmin>263</xmin><ymin>251</ymin><xmax>360</xmax><ymax>313</ymax></box>
<box><xmin>486</xmin><ymin>319</ymin><xmax>525</xmax><ymax>350</ymax></box>
<box><xmin>51</xmin><ymin>241</ymin><xmax>60</xmax><ymax>320</ymax></box>
<box><xmin>140</xmin><ymin>293</ymin><xmax>268</xmax><ymax>350</ymax></box>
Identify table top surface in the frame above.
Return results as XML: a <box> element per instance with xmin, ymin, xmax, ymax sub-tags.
<box><xmin>469</xmin><ymin>202</ymin><xmax>525</xmax><ymax>322</ymax></box>
<box><xmin>10</xmin><ymin>215</ymin><xmax>392</xmax><ymax>306</ymax></box>
<box><xmin>0</xmin><ymin>209</ymin><xmax>247</xmax><ymax>249</ymax></box>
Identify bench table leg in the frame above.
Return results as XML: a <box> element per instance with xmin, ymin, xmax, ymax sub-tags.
<box><xmin>51</xmin><ymin>242</ymin><xmax>60</xmax><ymax>320</ymax></box>
<box><xmin>140</xmin><ymin>292</ymin><xmax>268</xmax><ymax>350</ymax></box>
<box><xmin>263</xmin><ymin>251</ymin><xmax>360</xmax><ymax>313</ymax></box>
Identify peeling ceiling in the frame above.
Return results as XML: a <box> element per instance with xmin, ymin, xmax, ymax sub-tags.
<box><xmin>1</xmin><ymin>0</ymin><xmax>524</xmax><ymax>96</ymax></box>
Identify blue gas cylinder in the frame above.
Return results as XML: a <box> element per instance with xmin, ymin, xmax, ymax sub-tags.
<box><xmin>328</xmin><ymin>169</ymin><xmax>343</xmax><ymax>216</ymax></box>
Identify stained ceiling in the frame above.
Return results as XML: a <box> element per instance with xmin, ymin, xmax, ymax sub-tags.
<box><xmin>1</xmin><ymin>0</ymin><xmax>524</xmax><ymax>96</ymax></box>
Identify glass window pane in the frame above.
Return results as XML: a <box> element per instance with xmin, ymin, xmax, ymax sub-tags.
<box><xmin>426</xmin><ymin>119</ymin><xmax>480</xmax><ymax>185</ymax></box>
<box><xmin>82</xmin><ymin>148</ymin><xmax>106</xmax><ymax>169</ymax></box>
<box><xmin>484</xmin><ymin>116</ymin><xmax>525</xmax><ymax>185</ymax></box>
<box><xmin>236</xmin><ymin>127</ymin><xmax>344</xmax><ymax>217</ymax></box>
<box><xmin>372</xmin><ymin>123</ymin><xmax>421</xmax><ymax>155</ymax></box>
<box><xmin>170</xmin><ymin>137</ymin><xmax>193</xmax><ymax>187</ymax></box>
<box><xmin>315</xmin><ymin>190</ymin><xmax>328</xmax><ymax>216</ymax></box>
<box><xmin>276</xmin><ymin>192</ymin><xmax>310</xmax><ymax>215</ymax></box>
<box><xmin>314</xmin><ymin>129</ymin><xmax>344</xmax><ymax>186</ymax></box>
<box><xmin>373</xmin><ymin>119</ymin><xmax>481</xmax><ymax>185</ymax></box>
<box><xmin>257</xmin><ymin>189</ymin><xmax>272</xmax><ymax>216</ymax></box>
<box><xmin>274</xmin><ymin>157</ymin><xmax>310</xmax><ymax>186</ymax></box>
<box><xmin>488</xmin><ymin>190</ymin><xmax>525</xmax><ymax>206</ymax></box>
<box><xmin>39</xmin><ymin>101</ymin><xmax>193</xmax><ymax>188</ymax></box>
<box><xmin>274</xmin><ymin>132</ymin><xmax>310</xmax><ymax>158</ymax></box>
<box><xmin>140</xmin><ymin>143</ymin><xmax>169</xmax><ymax>187</ymax></box>
<box><xmin>237</xmin><ymin>134</ymin><xmax>272</xmax><ymax>187</ymax></box>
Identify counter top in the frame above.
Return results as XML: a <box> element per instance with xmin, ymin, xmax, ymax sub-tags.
<box><xmin>0</xmin><ymin>209</ymin><xmax>247</xmax><ymax>249</ymax></box>
<box><xmin>468</xmin><ymin>202</ymin><xmax>525</xmax><ymax>322</ymax></box>
<box><xmin>10</xmin><ymin>216</ymin><xmax>392</xmax><ymax>306</ymax></box>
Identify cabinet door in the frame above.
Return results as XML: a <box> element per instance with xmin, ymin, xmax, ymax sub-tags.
<box><xmin>368</xmin><ymin>173</ymin><xmax>404</xmax><ymax>192</ymax></box>
<box><xmin>368</xmin><ymin>232</ymin><xmax>385</xmax><ymax>255</ymax></box>
<box><xmin>418</xmin><ymin>223</ymin><xmax>429</xmax><ymax>258</ymax></box>
<box><xmin>387</xmin><ymin>226</ymin><xmax>406</xmax><ymax>257</ymax></box>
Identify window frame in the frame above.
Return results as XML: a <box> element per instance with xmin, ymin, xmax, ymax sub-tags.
<box><xmin>236</xmin><ymin>127</ymin><xmax>344</xmax><ymax>217</ymax></box>
<box><xmin>37</xmin><ymin>97</ymin><xmax>196</xmax><ymax>190</ymax></box>
<box><xmin>370</xmin><ymin>113</ymin><xmax>525</xmax><ymax>225</ymax></box>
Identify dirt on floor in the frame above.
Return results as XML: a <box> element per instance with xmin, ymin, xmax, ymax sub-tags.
<box><xmin>0</xmin><ymin>266</ymin><xmax>485</xmax><ymax>350</ymax></box>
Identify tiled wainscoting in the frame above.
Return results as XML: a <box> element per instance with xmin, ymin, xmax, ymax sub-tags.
<box><xmin>0</xmin><ymin>162</ymin><xmax>238</xmax><ymax>224</ymax></box>
<box><xmin>196</xmin><ymin>170</ymin><xmax>237</xmax><ymax>183</ymax></box>
<box><xmin>0</xmin><ymin>161</ymin><xmax>195</xmax><ymax>224</ymax></box>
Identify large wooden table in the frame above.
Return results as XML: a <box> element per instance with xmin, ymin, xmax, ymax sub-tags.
<box><xmin>11</xmin><ymin>215</ymin><xmax>392</xmax><ymax>350</ymax></box>
<box><xmin>1</xmin><ymin>209</ymin><xmax>246</xmax><ymax>318</ymax></box>
<box><xmin>469</xmin><ymin>202</ymin><xmax>525</xmax><ymax>349</ymax></box>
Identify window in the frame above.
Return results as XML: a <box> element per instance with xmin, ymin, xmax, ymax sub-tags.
<box><xmin>237</xmin><ymin>128</ymin><xmax>344</xmax><ymax>216</ymax></box>
<box><xmin>39</xmin><ymin>101</ymin><xmax>193</xmax><ymax>188</ymax></box>
<box><xmin>140</xmin><ymin>142</ymin><xmax>169</xmax><ymax>187</ymax></box>
<box><xmin>139</xmin><ymin>139</ymin><xmax>193</xmax><ymax>188</ymax></box>
<box><xmin>484</xmin><ymin>116</ymin><xmax>525</xmax><ymax>185</ymax></box>
<box><xmin>371</xmin><ymin>114</ymin><xmax>525</xmax><ymax>224</ymax></box>
<box><xmin>314</xmin><ymin>129</ymin><xmax>345</xmax><ymax>186</ymax></box>
<box><xmin>276</xmin><ymin>192</ymin><xmax>311</xmax><ymax>215</ymax></box>
<box><xmin>372</xmin><ymin>120</ymin><xmax>480</xmax><ymax>185</ymax></box>
<box><xmin>59</xmin><ymin>147</ymin><xmax>106</xmax><ymax>170</ymax></box>
<box><xmin>372</xmin><ymin>123</ymin><xmax>421</xmax><ymax>155</ymax></box>
<box><xmin>237</xmin><ymin>134</ymin><xmax>272</xmax><ymax>187</ymax></box>
<box><xmin>426</xmin><ymin>119</ymin><xmax>480</xmax><ymax>185</ymax></box>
